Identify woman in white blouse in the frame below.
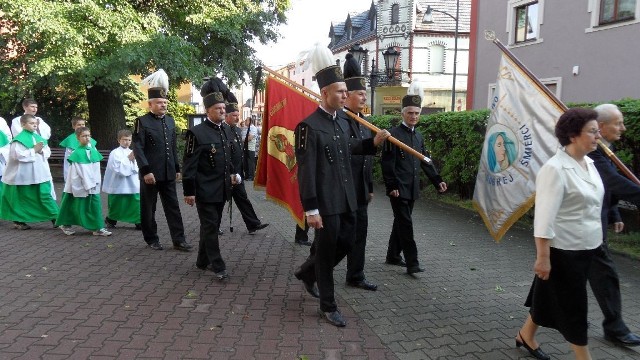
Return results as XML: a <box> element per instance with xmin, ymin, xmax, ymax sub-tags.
<box><xmin>516</xmin><ymin>108</ymin><xmax>604</xmax><ymax>360</ymax></box>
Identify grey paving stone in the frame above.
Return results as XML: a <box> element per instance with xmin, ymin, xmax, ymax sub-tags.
<box><xmin>1</xmin><ymin>181</ymin><xmax>639</xmax><ymax>359</ymax></box>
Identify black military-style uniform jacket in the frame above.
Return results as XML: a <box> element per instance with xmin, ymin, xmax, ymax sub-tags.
<box><xmin>182</xmin><ymin>119</ymin><xmax>235</xmax><ymax>203</ymax></box>
<box><xmin>295</xmin><ymin>107</ymin><xmax>377</xmax><ymax>216</ymax></box>
<box><xmin>224</xmin><ymin>123</ymin><xmax>245</xmax><ymax>173</ymax></box>
<box><xmin>588</xmin><ymin>146</ymin><xmax>640</xmax><ymax>241</ymax></box>
<box><xmin>133</xmin><ymin>112</ymin><xmax>181</xmax><ymax>181</ymax></box>
<box><xmin>340</xmin><ymin>108</ymin><xmax>374</xmax><ymax>206</ymax></box>
<box><xmin>381</xmin><ymin>123</ymin><xmax>443</xmax><ymax>201</ymax></box>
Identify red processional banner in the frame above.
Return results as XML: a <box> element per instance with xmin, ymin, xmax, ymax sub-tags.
<box><xmin>254</xmin><ymin>76</ymin><xmax>318</xmax><ymax>228</ymax></box>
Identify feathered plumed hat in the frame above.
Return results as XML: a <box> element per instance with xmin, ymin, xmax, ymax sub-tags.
<box><xmin>200</xmin><ymin>77</ymin><xmax>229</xmax><ymax>109</ymax></box>
<box><xmin>298</xmin><ymin>43</ymin><xmax>343</xmax><ymax>89</ymax></box>
<box><xmin>343</xmin><ymin>53</ymin><xmax>366</xmax><ymax>91</ymax></box>
<box><xmin>141</xmin><ymin>69</ymin><xmax>169</xmax><ymax>99</ymax></box>
<box><xmin>225</xmin><ymin>92</ymin><xmax>239</xmax><ymax>113</ymax></box>
<box><xmin>402</xmin><ymin>80</ymin><xmax>424</xmax><ymax>109</ymax></box>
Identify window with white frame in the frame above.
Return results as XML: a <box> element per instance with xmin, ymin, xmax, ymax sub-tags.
<box><xmin>507</xmin><ymin>0</ymin><xmax>545</xmax><ymax>46</ymax></box>
<box><xmin>429</xmin><ymin>45</ymin><xmax>445</xmax><ymax>74</ymax></box>
<box><xmin>514</xmin><ymin>2</ymin><xmax>539</xmax><ymax>43</ymax></box>
<box><xmin>391</xmin><ymin>4</ymin><xmax>400</xmax><ymax>24</ymax></box>
<box><xmin>600</xmin><ymin>0</ymin><xmax>636</xmax><ymax>24</ymax></box>
<box><xmin>487</xmin><ymin>77</ymin><xmax>561</xmax><ymax>108</ymax></box>
<box><xmin>586</xmin><ymin>0</ymin><xmax>639</xmax><ymax>32</ymax></box>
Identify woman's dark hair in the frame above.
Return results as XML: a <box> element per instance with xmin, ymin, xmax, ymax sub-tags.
<box><xmin>555</xmin><ymin>108</ymin><xmax>598</xmax><ymax>146</ymax></box>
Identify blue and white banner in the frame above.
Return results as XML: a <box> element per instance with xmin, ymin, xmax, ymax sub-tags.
<box><xmin>473</xmin><ymin>53</ymin><xmax>564</xmax><ymax>241</ymax></box>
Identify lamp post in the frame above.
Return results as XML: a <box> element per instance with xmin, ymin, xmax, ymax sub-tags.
<box><xmin>348</xmin><ymin>44</ymin><xmax>374</xmax><ymax>114</ymax></box>
<box><xmin>369</xmin><ymin>59</ymin><xmax>378</xmax><ymax>115</ymax></box>
<box><xmin>382</xmin><ymin>47</ymin><xmax>400</xmax><ymax>80</ymax></box>
<box><xmin>423</xmin><ymin>1</ymin><xmax>459</xmax><ymax>112</ymax></box>
<box><xmin>348</xmin><ymin>43</ymin><xmax>366</xmax><ymax>68</ymax></box>
<box><xmin>348</xmin><ymin>44</ymin><xmax>410</xmax><ymax>115</ymax></box>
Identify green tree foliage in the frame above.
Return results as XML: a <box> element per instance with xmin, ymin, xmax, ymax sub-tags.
<box><xmin>166</xmin><ymin>90</ymin><xmax>194</xmax><ymax>131</ymax></box>
<box><xmin>0</xmin><ymin>0</ymin><xmax>289</xmax><ymax>148</ymax></box>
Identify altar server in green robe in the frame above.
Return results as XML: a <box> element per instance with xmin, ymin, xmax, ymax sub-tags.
<box><xmin>56</xmin><ymin>127</ymin><xmax>111</xmax><ymax>236</ymax></box>
<box><xmin>0</xmin><ymin>115</ymin><xmax>59</xmax><ymax>229</ymax></box>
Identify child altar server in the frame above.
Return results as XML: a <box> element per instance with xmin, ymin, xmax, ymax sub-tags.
<box><xmin>102</xmin><ymin>129</ymin><xmax>141</xmax><ymax>229</ymax></box>
<box><xmin>58</xmin><ymin>117</ymin><xmax>96</xmax><ymax>183</ymax></box>
<box><xmin>0</xmin><ymin>115</ymin><xmax>59</xmax><ymax>229</ymax></box>
<box><xmin>56</xmin><ymin>127</ymin><xmax>111</xmax><ymax>236</ymax></box>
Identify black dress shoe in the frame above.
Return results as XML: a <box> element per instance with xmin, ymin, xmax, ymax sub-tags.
<box><xmin>173</xmin><ymin>241</ymin><xmax>193</xmax><ymax>251</ymax></box>
<box><xmin>385</xmin><ymin>259</ymin><xmax>406</xmax><ymax>267</ymax></box>
<box><xmin>196</xmin><ymin>264</ymin><xmax>213</xmax><ymax>271</ymax></box>
<box><xmin>346</xmin><ymin>279</ymin><xmax>378</xmax><ymax>291</ymax></box>
<box><xmin>294</xmin><ymin>268</ymin><xmax>319</xmax><ymax>298</ymax></box>
<box><xmin>248</xmin><ymin>223</ymin><xmax>269</xmax><ymax>234</ymax></box>
<box><xmin>516</xmin><ymin>331</ymin><xmax>551</xmax><ymax>360</ymax></box>
<box><xmin>317</xmin><ymin>309</ymin><xmax>346</xmax><ymax>327</ymax></box>
<box><xmin>135</xmin><ymin>223</ymin><xmax>142</xmax><ymax>230</ymax></box>
<box><xmin>294</xmin><ymin>238</ymin><xmax>312</xmax><ymax>246</ymax></box>
<box><xmin>105</xmin><ymin>217</ymin><xmax>117</xmax><ymax>229</ymax></box>
<box><xmin>407</xmin><ymin>267</ymin><xmax>425</xmax><ymax>275</ymax></box>
<box><xmin>605</xmin><ymin>332</ymin><xmax>640</xmax><ymax>346</ymax></box>
<box><xmin>214</xmin><ymin>270</ymin><xmax>229</xmax><ymax>281</ymax></box>
<box><xmin>149</xmin><ymin>242</ymin><xmax>163</xmax><ymax>250</ymax></box>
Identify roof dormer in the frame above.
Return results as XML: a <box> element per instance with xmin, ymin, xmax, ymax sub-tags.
<box><xmin>369</xmin><ymin>1</ymin><xmax>377</xmax><ymax>31</ymax></box>
<box><xmin>345</xmin><ymin>14</ymin><xmax>353</xmax><ymax>40</ymax></box>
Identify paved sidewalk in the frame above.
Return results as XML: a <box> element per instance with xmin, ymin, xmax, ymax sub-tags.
<box><xmin>0</xmin><ymin>181</ymin><xmax>639</xmax><ymax>359</ymax></box>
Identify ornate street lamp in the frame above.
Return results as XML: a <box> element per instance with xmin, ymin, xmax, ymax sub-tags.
<box><xmin>423</xmin><ymin>1</ymin><xmax>460</xmax><ymax>112</ymax></box>
<box><xmin>348</xmin><ymin>44</ymin><xmax>373</xmax><ymax>113</ymax></box>
<box><xmin>382</xmin><ymin>47</ymin><xmax>401</xmax><ymax>79</ymax></box>
<box><xmin>347</xmin><ymin>44</ymin><xmax>410</xmax><ymax>115</ymax></box>
<box><xmin>347</xmin><ymin>44</ymin><xmax>367</xmax><ymax>70</ymax></box>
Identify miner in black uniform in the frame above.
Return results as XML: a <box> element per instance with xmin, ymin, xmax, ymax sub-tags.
<box><xmin>133</xmin><ymin>69</ymin><xmax>191</xmax><ymax>251</ymax></box>
<box><xmin>293</xmin><ymin>44</ymin><xmax>389</xmax><ymax>327</ymax></box>
<box><xmin>182</xmin><ymin>78</ymin><xmax>240</xmax><ymax>281</ymax></box>
<box><xmin>381</xmin><ymin>83</ymin><xmax>447</xmax><ymax>275</ymax></box>
<box><xmin>339</xmin><ymin>53</ymin><xmax>377</xmax><ymax>291</ymax></box>
<box><xmin>223</xmin><ymin>93</ymin><xmax>269</xmax><ymax>234</ymax></box>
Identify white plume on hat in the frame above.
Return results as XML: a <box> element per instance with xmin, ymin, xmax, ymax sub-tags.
<box><xmin>141</xmin><ymin>69</ymin><xmax>169</xmax><ymax>92</ymax></box>
<box><xmin>297</xmin><ymin>42</ymin><xmax>335</xmax><ymax>74</ymax></box>
<box><xmin>406</xmin><ymin>78</ymin><xmax>424</xmax><ymax>99</ymax></box>
<box><xmin>310</xmin><ymin>81</ymin><xmax>320</xmax><ymax>95</ymax></box>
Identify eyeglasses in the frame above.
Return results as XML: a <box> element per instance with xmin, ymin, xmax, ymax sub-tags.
<box><xmin>583</xmin><ymin>129</ymin><xmax>600</xmax><ymax>135</ymax></box>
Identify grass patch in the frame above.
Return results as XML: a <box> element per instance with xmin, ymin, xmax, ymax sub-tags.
<box><xmin>607</xmin><ymin>231</ymin><xmax>640</xmax><ymax>260</ymax></box>
<box><xmin>423</xmin><ymin>188</ymin><xmax>640</xmax><ymax>259</ymax></box>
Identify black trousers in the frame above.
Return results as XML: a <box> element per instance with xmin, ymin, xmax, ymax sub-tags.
<box><xmin>295</xmin><ymin>221</ymin><xmax>310</xmax><ymax>241</ymax></box>
<box><xmin>386</xmin><ymin>197</ymin><xmax>419</xmax><ymax>269</ymax></box>
<box><xmin>243</xmin><ymin>150</ymin><xmax>256</xmax><ymax>180</ymax></box>
<box><xmin>195</xmin><ymin>201</ymin><xmax>226</xmax><ymax>273</ymax></box>
<box><xmin>588</xmin><ymin>242</ymin><xmax>630</xmax><ymax>337</ymax></box>
<box><xmin>231</xmin><ymin>183</ymin><xmax>261</xmax><ymax>230</ymax></box>
<box><xmin>346</xmin><ymin>204</ymin><xmax>368</xmax><ymax>283</ymax></box>
<box><xmin>140</xmin><ymin>180</ymin><xmax>185</xmax><ymax>245</ymax></box>
<box><xmin>296</xmin><ymin>211</ymin><xmax>356</xmax><ymax>312</ymax></box>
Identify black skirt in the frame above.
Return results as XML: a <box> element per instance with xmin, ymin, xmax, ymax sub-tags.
<box><xmin>525</xmin><ymin>246</ymin><xmax>598</xmax><ymax>346</ymax></box>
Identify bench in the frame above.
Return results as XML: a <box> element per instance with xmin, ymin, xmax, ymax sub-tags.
<box><xmin>49</xmin><ymin>147</ymin><xmax>111</xmax><ymax>182</ymax></box>
<box><xmin>49</xmin><ymin>147</ymin><xmax>111</xmax><ymax>165</ymax></box>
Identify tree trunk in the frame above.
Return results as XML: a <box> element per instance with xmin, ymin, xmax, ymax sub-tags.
<box><xmin>86</xmin><ymin>85</ymin><xmax>127</xmax><ymax>150</ymax></box>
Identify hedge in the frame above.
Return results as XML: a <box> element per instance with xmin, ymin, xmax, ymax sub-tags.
<box><xmin>368</xmin><ymin>98</ymin><xmax>640</xmax><ymax>200</ymax></box>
